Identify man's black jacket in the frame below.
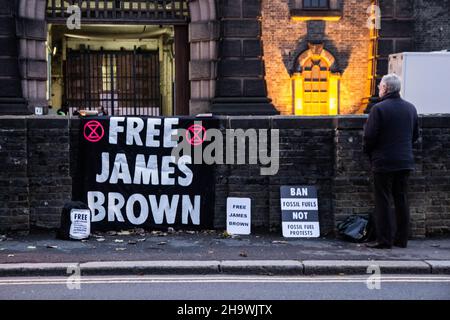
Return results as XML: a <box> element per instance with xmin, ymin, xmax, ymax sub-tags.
<box><xmin>363</xmin><ymin>91</ymin><xmax>419</xmax><ymax>172</ymax></box>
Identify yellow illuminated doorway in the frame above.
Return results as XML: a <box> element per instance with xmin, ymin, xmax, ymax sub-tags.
<box><xmin>302</xmin><ymin>57</ymin><xmax>329</xmax><ymax>115</ymax></box>
<box><xmin>292</xmin><ymin>44</ymin><xmax>340</xmax><ymax>116</ymax></box>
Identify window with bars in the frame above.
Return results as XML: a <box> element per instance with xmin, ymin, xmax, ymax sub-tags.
<box><xmin>65</xmin><ymin>50</ymin><xmax>161</xmax><ymax>116</ymax></box>
<box><xmin>290</xmin><ymin>0</ymin><xmax>342</xmax><ymax>20</ymax></box>
<box><xmin>303</xmin><ymin>0</ymin><xmax>329</xmax><ymax>9</ymax></box>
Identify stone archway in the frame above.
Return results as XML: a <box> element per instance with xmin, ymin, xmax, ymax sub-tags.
<box><xmin>15</xmin><ymin>0</ymin><xmax>218</xmax><ymax>115</ymax></box>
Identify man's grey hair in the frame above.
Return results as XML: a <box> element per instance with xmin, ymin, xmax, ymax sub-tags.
<box><xmin>381</xmin><ymin>73</ymin><xmax>402</xmax><ymax>93</ymax></box>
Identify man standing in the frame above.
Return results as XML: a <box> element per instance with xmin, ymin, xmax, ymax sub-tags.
<box><xmin>363</xmin><ymin>74</ymin><xmax>419</xmax><ymax>249</ymax></box>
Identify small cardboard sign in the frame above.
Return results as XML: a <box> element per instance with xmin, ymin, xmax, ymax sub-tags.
<box><xmin>35</xmin><ymin>106</ymin><xmax>43</xmax><ymax>115</ymax></box>
<box><xmin>226</xmin><ymin>197</ymin><xmax>251</xmax><ymax>235</ymax></box>
<box><xmin>280</xmin><ymin>186</ymin><xmax>320</xmax><ymax>238</ymax></box>
<box><xmin>69</xmin><ymin>209</ymin><xmax>91</xmax><ymax>240</ymax></box>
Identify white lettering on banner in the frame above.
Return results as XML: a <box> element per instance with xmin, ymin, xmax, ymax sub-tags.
<box><xmin>86</xmin><ymin>118</ymin><xmax>208</xmax><ymax>227</ymax></box>
<box><xmin>177</xmin><ymin>155</ymin><xmax>193</xmax><ymax>186</ymax></box>
<box><xmin>126</xmin><ymin>117</ymin><xmax>145</xmax><ymax>146</ymax></box>
<box><xmin>109</xmin><ymin>117</ymin><xmax>125</xmax><ymax>145</ymax></box>
<box><xmin>146</xmin><ymin>118</ymin><xmax>161</xmax><ymax>147</ymax></box>
<box><xmin>96</xmin><ymin>152</ymin><xmax>110</xmax><ymax>183</ymax></box>
<box><xmin>163</xmin><ymin>118</ymin><xmax>179</xmax><ymax>148</ymax></box>
<box><xmin>87</xmin><ymin>192</ymin><xmax>201</xmax><ymax>226</ymax></box>
<box><xmin>108</xmin><ymin>192</ymin><xmax>125</xmax><ymax>222</ymax></box>
<box><xmin>280</xmin><ymin>198</ymin><xmax>318</xmax><ymax>210</ymax></box>
<box><xmin>161</xmin><ymin>156</ymin><xmax>176</xmax><ymax>185</ymax></box>
<box><xmin>182</xmin><ymin>195</ymin><xmax>200</xmax><ymax>225</ymax></box>
<box><xmin>110</xmin><ymin>117</ymin><xmax>180</xmax><ymax>148</ymax></box>
<box><xmin>150</xmin><ymin>195</ymin><xmax>179</xmax><ymax>224</ymax></box>
<box><xmin>290</xmin><ymin>187</ymin><xmax>308</xmax><ymax>196</ymax></box>
<box><xmin>88</xmin><ymin>191</ymin><xmax>106</xmax><ymax>222</ymax></box>
<box><xmin>133</xmin><ymin>155</ymin><xmax>159</xmax><ymax>185</ymax></box>
<box><xmin>126</xmin><ymin>194</ymin><xmax>149</xmax><ymax>225</ymax></box>
<box><xmin>95</xmin><ymin>153</ymin><xmax>193</xmax><ymax>186</ymax></box>
<box><xmin>109</xmin><ymin>153</ymin><xmax>132</xmax><ymax>184</ymax></box>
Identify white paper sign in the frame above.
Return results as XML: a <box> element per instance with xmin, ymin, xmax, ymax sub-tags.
<box><xmin>280</xmin><ymin>186</ymin><xmax>320</xmax><ymax>238</ymax></box>
<box><xmin>35</xmin><ymin>107</ymin><xmax>43</xmax><ymax>115</ymax></box>
<box><xmin>69</xmin><ymin>209</ymin><xmax>91</xmax><ymax>240</ymax></box>
<box><xmin>226</xmin><ymin>197</ymin><xmax>251</xmax><ymax>235</ymax></box>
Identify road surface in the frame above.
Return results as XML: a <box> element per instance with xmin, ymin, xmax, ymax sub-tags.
<box><xmin>0</xmin><ymin>275</ymin><xmax>449</xmax><ymax>300</ymax></box>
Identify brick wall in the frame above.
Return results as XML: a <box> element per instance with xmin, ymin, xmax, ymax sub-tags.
<box><xmin>377</xmin><ymin>0</ymin><xmax>415</xmax><ymax>85</ymax></box>
<box><xmin>0</xmin><ymin>117</ymin><xmax>29</xmax><ymax>231</ymax></box>
<box><xmin>377</xmin><ymin>0</ymin><xmax>450</xmax><ymax>86</ymax></box>
<box><xmin>413</xmin><ymin>0</ymin><xmax>450</xmax><ymax>52</ymax></box>
<box><xmin>0</xmin><ymin>117</ymin><xmax>72</xmax><ymax>231</ymax></box>
<box><xmin>261</xmin><ymin>0</ymin><xmax>373</xmax><ymax>115</ymax></box>
<box><xmin>1</xmin><ymin>115</ymin><xmax>449</xmax><ymax>238</ymax></box>
<box><xmin>27</xmin><ymin>118</ymin><xmax>72</xmax><ymax>228</ymax></box>
<box><xmin>214</xmin><ymin>115</ymin><xmax>450</xmax><ymax>238</ymax></box>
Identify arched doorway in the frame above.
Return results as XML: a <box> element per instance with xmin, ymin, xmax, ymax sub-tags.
<box><xmin>292</xmin><ymin>43</ymin><xmax>340</xmax><ymax>116</ymax></box>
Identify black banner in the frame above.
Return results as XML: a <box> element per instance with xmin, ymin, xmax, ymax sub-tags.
<box><xmin>73</xmin><ymin>116</ymin><xmax>218</xmax><ymax>231</ymax></box>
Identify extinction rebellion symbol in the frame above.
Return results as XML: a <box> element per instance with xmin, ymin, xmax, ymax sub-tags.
<box><xmin>186</xmin><ymin>124</ymin><xmax>206</xmax><ymax>146</ymax></box>
<box><xmin>84</xmin><ymin>120</ymin><xmax>104</xmax><ymax>143</ymax></box>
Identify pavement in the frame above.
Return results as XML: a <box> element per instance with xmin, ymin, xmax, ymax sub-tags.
<box><xmin>1</xmin><ymin>229</ymin><xmax>450</xmax><ymax>276</ymax></box>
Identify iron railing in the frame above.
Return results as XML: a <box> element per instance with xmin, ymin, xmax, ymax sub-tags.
<box><xmin>65</xmin><ymin>49</ymin><xmax>161</xmax><ymax>116</ymax></box>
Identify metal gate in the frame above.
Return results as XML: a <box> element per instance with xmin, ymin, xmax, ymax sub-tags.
<box><xmin>65</xmin><ymin>50</ymin><xmax>161</xmax><ymax>116</ymax></box>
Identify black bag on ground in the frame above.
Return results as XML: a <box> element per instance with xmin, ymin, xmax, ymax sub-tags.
<box><xmin>337</xmin><ymin>215</ymin><xmax>375</xmax><ymax>243</ymax></box>
<box><xmin>57</xmin><ymin>201</ymin><xmax>91</xmax><ymax>240</ymax></box>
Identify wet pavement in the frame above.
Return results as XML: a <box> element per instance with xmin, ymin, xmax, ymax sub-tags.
<box><xmin>1</xmin><ymin>229</ymin><xmax>449</xmax><ymax>264</ymax></box>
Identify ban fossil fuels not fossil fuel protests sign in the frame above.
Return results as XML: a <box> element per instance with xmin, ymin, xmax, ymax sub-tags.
<box><xmin>280</xmin><ymin>186</ymin><xmax>320</xmax><ymax>238</ymax></box>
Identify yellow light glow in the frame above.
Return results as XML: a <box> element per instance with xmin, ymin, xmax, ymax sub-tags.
<box><xmin>291</xmin><ymin>16</ymin><xmax>341</xmax><ymax>22</ymax></box>
<box><xmin>292</xmin><ymin>74</ymin><xmax>339</xmax><ymax>116</ymax></box>
<box><xmin>293</xmin><ymin>75</ymin><xmax>303</xmax><ymax>115</ymax></box>
<box><xmin>329</xmin><ymin>75</ymin><xmax>339</xmax><ymax>115</ymax></box>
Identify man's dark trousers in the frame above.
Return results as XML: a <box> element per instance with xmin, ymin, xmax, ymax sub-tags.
<box><xmin>373</xmin><ymin>170</ymin><xmax>411</xmax><ymax>247</ymax></box>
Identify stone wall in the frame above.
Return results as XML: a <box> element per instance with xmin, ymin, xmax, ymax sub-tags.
<box><xmin>377</xmin><ymin>0</ymin><xmax>416</xmax><ymax>85</ymax></box>
<box><xmin>413</xmin><ymin>0</ymin><xmax>450</xmax><ymax>52</ymax></box>
<box><xmin>0</xmin><ymin>0</ymin><xmax>28</xmax><ymax>114</ymax></box>
<box><xmin>377</xmin><ymin>0</ymin><xmax>450</xmax><ymax>87</ymax></box>
<box><xmin>211</xmin><ymin>0</ymin><xmax>277</xmax><ymax>115</ymax></box>
<box><xmin>1</xmin><ymin>115</ymin><xmax>449</xmax><ymax>237</ymax></box>
<box><xmin>189</xmin><ymin>0</ymin><xmax>219</xmax><ymax>114</ymax></box>
<box><xmin>17</xmin><ymin>0</ymin><xmax>48</xmax><ymax>113</ymax></box>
